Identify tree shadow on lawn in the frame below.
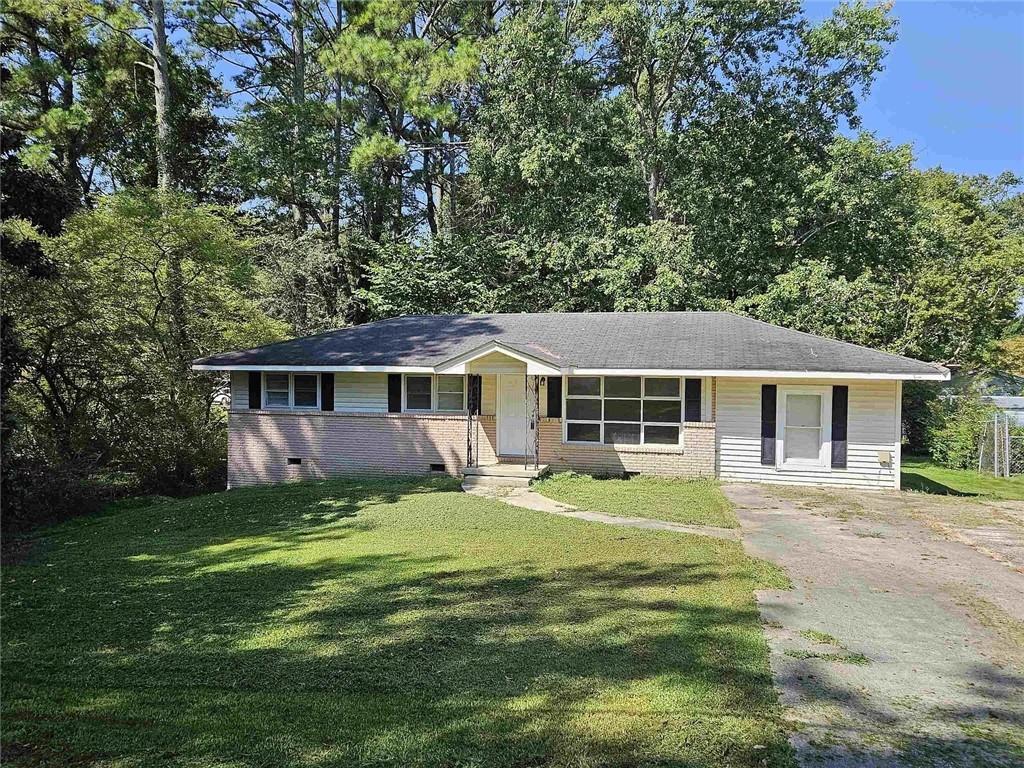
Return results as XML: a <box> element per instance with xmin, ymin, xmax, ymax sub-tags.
<box><xmin>901</xmin><ymin>471</ymin><xmax>979</xmax><ymax>497</ymax></box>
<box><xmin>3</xmin><ymin>478</ymin><xmax>792</xmax><ymax>767</ymax></box>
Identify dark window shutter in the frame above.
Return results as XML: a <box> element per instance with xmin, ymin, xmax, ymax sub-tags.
<box><xmin>468</xmin><ymin>375</ymin><xmax>482</xmax><ymax>415</ymax></box>
<box><xmin>248</xmin><ymin>372</ymin><xmax>261</xmax><ymax>410</ymax></box>
<box><xmin>387</xmin><ymin>374</ymin><xmax>402</xmax><ymax>412</ymax></box>
<box><xmin>684</xmin><ymin>378</ymin><xmax>702</xmax><ymax>422</ymax></box>
<box><xmin>761</xmin><ymin>384</ymin><xmax>777</xmax><ymax>465</ymax></box>
<box><xmin>321</xmin><ymin>372</ymin><xmax>334</xmax><ymax>411</ymax></box>
<box><xmin>547</xmin><ymin>376</ymin><xmax>562</xmax><ymax>418</ymax></box>
<box><xmin>831</xmin><ymin>385</ymin><xmax>848</xmax><ymax>468</ymax></box>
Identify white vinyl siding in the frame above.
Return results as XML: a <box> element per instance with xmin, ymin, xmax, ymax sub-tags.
<box><xmin>334</xmin><ymin>372</ymin><xmax>388</xmax><ymax>412</ymax></box>
<box><xmin>717</xmin><ymin>378</ymin><xmax>899</xmax><ymax>489</ymax></box>
<box><xmin>481</xmin><ymin>374</ymin><xmax>497</xmax><ymax>416</ymax></box>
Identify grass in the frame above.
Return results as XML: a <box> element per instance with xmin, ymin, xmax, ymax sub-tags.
<box><xmin>533</xmin><ymin>472</ymin><xmax>739</xmax><ymax>528</ymax></box>
<box><xmin>782</xmin><ymin>649</ymin><xmax>871</xmax><ymax>666</ymax></box>
<box><xmin>799</xmin><ymin>629</ymin><xmax>841</xmax><ymax>645</ymax></box>
<box><xmin>901</xmin><ymin>456</ymin><xmax>1024</xmax><ymax>501</ymax></box>
<box><xmin>3</xmin><ymin>476</ymin><xmax>792</xmax><ymax>767</ymax></box>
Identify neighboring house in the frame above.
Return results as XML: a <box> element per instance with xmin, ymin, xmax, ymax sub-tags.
<box><xmin>192</xmin><ymin>312</ymin><xmax>949</xmax><ymax>490</ymax></box>
<box><xmin>985</xmin><ymin>397</ymin><xmax>1024</xmax><ymax>426</ymax></box>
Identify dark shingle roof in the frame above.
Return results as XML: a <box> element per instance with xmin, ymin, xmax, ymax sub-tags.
<box><xmin>193</xmin><ymin>312</ymin><xmax>947</xmax><ymax>377</ymax></box>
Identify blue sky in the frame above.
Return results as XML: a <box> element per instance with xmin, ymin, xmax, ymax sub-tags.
<box><xmin>804</xmin><ymin>1</ymin><xmax>1024</xmax><ymax>177</ymax></box>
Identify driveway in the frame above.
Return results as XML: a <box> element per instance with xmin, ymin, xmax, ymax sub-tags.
<box><xmin>725</xmin><ymin>483</ymin><xmax>1024</xmax><ymax>768</ymax></box>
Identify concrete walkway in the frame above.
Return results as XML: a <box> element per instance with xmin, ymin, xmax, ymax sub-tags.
<box><xmin>726</xmin><ymin>482</ymin><xmax>1024</xmax><ymax>768</ymax></box>
<box><xmin>466</xmin><ymin>485</ymin><xmax>740</xmax><ymax>541</ymax></box>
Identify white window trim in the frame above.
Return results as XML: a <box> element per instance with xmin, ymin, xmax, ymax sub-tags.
<box><xmin>402</xmin><ymin>373</ymin><xmax>467</xmax><ymax>413</ymax></box>
<box><xmin>776</xmin><ymin>385</ymin><xmax>832</xmax><ymax>470</ymax></box>
<box><xmin>262</xmin><ymin>372</ymin><xmax>321</xmax><ymax>410</ymax></box>
<box><xmin>562</xmin><ymin>375</ymin><xmax>687</xmax><ymax>448</ymax></box>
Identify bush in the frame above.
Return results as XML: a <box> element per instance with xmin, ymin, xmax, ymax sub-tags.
<box><xmin>926</xmin><ymin>391</ymin><xmax>997</xmax><ymax>470</ymax></box>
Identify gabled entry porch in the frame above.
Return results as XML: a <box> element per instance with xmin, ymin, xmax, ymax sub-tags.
<box><xmin>435</xmin><ymin>340</ymin><xmax>560</xmax><ymax>482</ymax></box>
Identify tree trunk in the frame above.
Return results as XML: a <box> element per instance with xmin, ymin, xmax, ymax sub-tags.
<box><xmin>290</xmin><ymin>0</ymin><xmax>308</xmax><ymax>334</ymax></box>
<box><xmin>290</xmin><ymin>0</ymin><xmax>307</xmax><ymax>234</ymax></box>
<box><xmin>647</xmin><ymin>163</ymin><xmax>662</xmax><ymax>222</ymax></box>
<box><xmin>150</xmin><ymin>0</ymin><xmax>173</xmax><ymax>192</ymax></box>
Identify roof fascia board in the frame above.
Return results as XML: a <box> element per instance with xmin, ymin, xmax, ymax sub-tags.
<box><xmin>192</xmin><ymin>364</ymin><xmax>948</xmax><ymax>381</ymax></box>
<box><xmin>191</xmin><ymin>364</ymin><xmax>435</xmax><ymax>373</ymax></box>
<box><xmin>566</xmin><ymin>368</ymin><xmax>949</xmax><ymax>381</ymax></box>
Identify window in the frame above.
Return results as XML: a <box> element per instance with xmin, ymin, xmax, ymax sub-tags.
<box><xmin>778</xmin><ymin>387</ymin><xmax>831</xmax><ymax>468</ymax></box>
<box><xmin>405</xmin><ymin>375</ymin><xmax>432</xmax><ymax>411</ymax></box>
<box><xmin>263</xmin><ymin>373</ymin><xmax>319</xmax><ymax>410</ymax></box>
<box><xmin>603</xmin><ymin>376</ymin><xmax>641</xmax><ymax>445</ymax></box>
<box><xmin>265</xmin><ymin>374</ymin><xmax>290</xmax><ymax>408</ymax></box>
<box><xmin>563</xmin><ymin>376</ymin><xmax>685</xmax><ymax>446</ymax></box>
<box><xmin>642</xmin><ymin>377</ymin><xmax>682</xmax><ymax>445</ymax></box>
<box><xmin>565</xmin><ymin>377</ymin><xmax>602</xmax><ymax>443</ymax></box>
<box><xmin>437</xmin><ymin>375</ymin><xmax>466</xmax><ymax>411</ymax></box>
<box><xmin>293</xmin><ymin>374</ymin><xmax>318</xmax><ymax>408</ymax></box>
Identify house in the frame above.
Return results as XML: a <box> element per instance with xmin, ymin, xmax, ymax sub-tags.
<box><xmin>192</xmin><ymin>312</ymin><xmax>949</xmax><ymax>490</ymax></box>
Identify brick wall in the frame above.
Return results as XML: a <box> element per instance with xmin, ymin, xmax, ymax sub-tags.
<box><xmin>228</xmin><ymin>411</ymin><xmax>716</xmax><ymax>487</ymax></box>
<box><xmin>228</xmin><ymin>411</ymin><xmax>497</xmax><ymax>487</ymax></box>
<box><xmin>537</xmin><ymin>419</ymin><xmax>716</xmax><ymax>477</ymax></box>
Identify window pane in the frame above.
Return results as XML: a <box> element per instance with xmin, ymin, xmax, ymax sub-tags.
<box><xmin>604</xmin><ymin>376</ymin><xmax>641</xmax><ymax>397</ymax></box>
<box><xmin>604</xmin><ymin>398</ymin><xmax>641</xmax><ymax>422</ymax></box>
<box><xmin>294</xmin><ymin>375</ymin><xmax>318</xmax><ymax>407</ymax></box>
<box><xmin>437</xmin><ymin>375</ymin><xmax>464</xmax><ymax>394</ymax></box>
<box><xmin>643</xmin><ymin>399</ymin><xmax>681</xmax><ymax>423</ymax></box>
<box><xmin>604</xmin><ymin>422</ymin><xmax>641</xmax><ymax>444</ymax></box>
<box><xmin>407</xmin><ymin>376</ymin><xmax>432</xmax><ymax>395</ymax></box>
<box><xmin>266</xmin><ymin>374</ymin><xmax>289</xmax><ymax>392</ymax></box>
<box><xmin>438</xmin><ymin>393</ymin><xmax>464</xmax><ymax>411</ymax></box>
<box><xmin>786</xmin><ymin>394</ymin><xmax>821</xmax><ymax>428</ymax></box>
<box><xmin>567</xmin><ymin>377</ymin><xmax>600</xmax><ymax>396</ymax></box>
<box><xmin>266</xmin><ymin>390</ymin><xmax>289</xmax><ymax>407</ymax></box>
<box><xmin>644</xmin><ymin>425</ymin><xmax>679</xmax><ymax>445</ymax></box>
<box><xmin>567</xmin><ymin>422</ymin><xmax>601</xmax><ymax>442</ymax></box>
<box><xmin>644</xmin><ymin>377</ymin><xmax>680</xmax><ymax>397</ymax></box>
<box><xmin>785</xmin><ymin>427</ymin><xmax>821</xmax><ymax>460</ymax></box>
<box><xmin>566</xmin><ymin>398</ymin><xmax>601</xmax><ymax>420</ymax></box>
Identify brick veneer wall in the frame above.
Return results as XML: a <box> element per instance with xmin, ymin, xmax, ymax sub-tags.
<box><xmin>537</xmin><ymin>419</ymin><xmax>716</xmax><ymax>477</ymax></box>
<box><xmin>227</xmin><ymin>411</ymin><xmax>498</xmax><ymax>487</ymax></box>
<box><xmin>228</xmin><ymin>411</ymin><xmax>716</xmax><ymax>487</ymax></box>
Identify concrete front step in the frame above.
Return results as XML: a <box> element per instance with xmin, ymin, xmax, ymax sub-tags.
<box><xmin>461</xmin><ymin>463</ymin><xmax>548</xmax><ymax>491</ymax></box>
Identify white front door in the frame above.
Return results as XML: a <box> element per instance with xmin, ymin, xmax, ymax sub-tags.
<box><xmin>498</xmin><ymin>374</ymin><xmax>533</xmax><ymax>456</ymax></box>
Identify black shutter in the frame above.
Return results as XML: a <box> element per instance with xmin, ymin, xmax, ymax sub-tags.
<box><xmin>321</xmin><ymin>372</ymin><xmax>334</xmax><ymax>411</ymax></box>
<box><xmin>547</xmin><ymin>376</ymin><xmax>562</xmax><ymax>418</ymax></box>
<box><xmin>248</xmin><ymin>371</ymin><xmax>261</xmax><ymax>410</ymax></box>
<box><xmin>831</xmin><ymin>385</ymin><xmax>848</xmax><ymax>468</ymax></box>
<box><xmin>761</xmin><ymin>384</ymin><xmax>777</xmax><ymax>465</ymax></box>
<box><xmin>684</xmin><ymin>378</ymin><xmax>702</xmax><ymax>422</ymax></box>
<box><xmin>468</xmin><ymin>374</ymin><xmax>482</xmax><ymax>415</ymax></box>
<box><xmin>387</xmin><ymin>373</ymin><xmax>402</xmax><ymax>412</ymax></box>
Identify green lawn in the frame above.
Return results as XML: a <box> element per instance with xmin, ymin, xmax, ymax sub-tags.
<box><xmin>534</xmin><ymin>472</ymin><xmax>739</xmax><ymax>528</ymax></box>
<box><xmin>3</xmin><ymin>476</ymin><xmax>791</xmax><ymax>767</ymax></box>
<box><xmin>902</xmin><ymin>456</ymin><xmax>1024</xmax><ymax>500</ymax></box>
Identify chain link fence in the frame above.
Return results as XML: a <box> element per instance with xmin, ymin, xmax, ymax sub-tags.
<box><xmin>979</xmin><ymin>413</ymin><xmax>1024</xmax><ymax>477</ymax></box>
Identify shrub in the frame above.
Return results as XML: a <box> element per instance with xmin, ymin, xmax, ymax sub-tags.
<box><xmin>926</xmin><ymin>391</ymin><xmax>997</xmax><ymax>470</ymax></box>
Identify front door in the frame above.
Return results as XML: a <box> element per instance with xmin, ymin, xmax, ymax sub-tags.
<box><xmin>498</xmin><ymin>374</ymin><xmax>533</xmax><ymax>456</ymax></box>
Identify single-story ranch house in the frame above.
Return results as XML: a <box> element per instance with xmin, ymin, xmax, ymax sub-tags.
<box><xmin>192</xmin><ymin>312</ymin><xmax>949</xmax><ymax>490</ymax></box>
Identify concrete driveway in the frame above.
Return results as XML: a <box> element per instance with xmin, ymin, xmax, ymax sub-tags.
<box><xmin>725</xmin><ymin>483</ymin><xmax>1024</xmax><ymax>768</ymax></box>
